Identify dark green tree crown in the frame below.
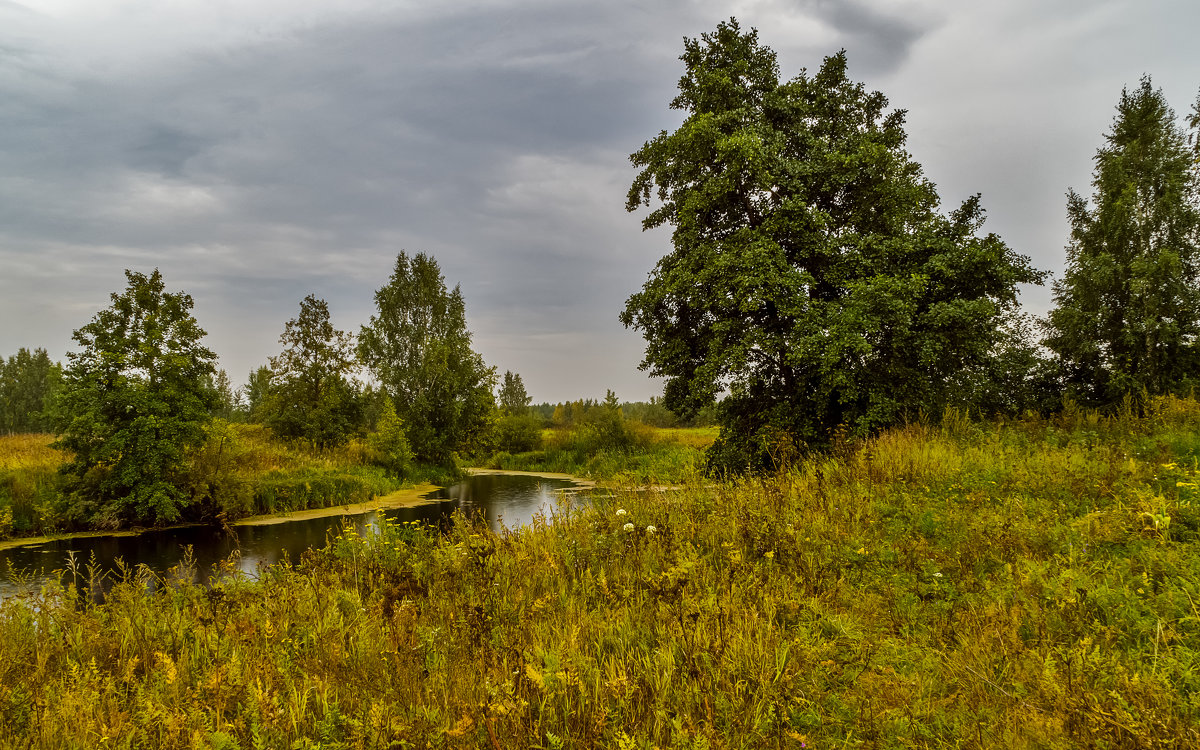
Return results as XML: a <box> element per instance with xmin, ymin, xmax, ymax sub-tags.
<box><xmin>623</xmin><ymin>19</ymin><xmax>1042</xmax><ymax>470</ymax></box>
<box><xmin>55</xmin><ymin>269</ymin><xmax>216</xmax><ymax>525</ymax></box>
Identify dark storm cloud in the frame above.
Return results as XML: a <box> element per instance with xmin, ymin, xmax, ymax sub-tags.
<box><xmin>811</xmin><ymin>0</ymin><xmax>940</xmax><ymax>74</ymax></box>
<box><xmin>126</xmin><ymin>125</ymin><xmax>216</xmax><ymax>177</ymax></box>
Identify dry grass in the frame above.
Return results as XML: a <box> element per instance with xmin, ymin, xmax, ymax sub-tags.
<box><xmin>0</xmin><ymin>433</ymin><xmax>62</xmax><ymax>472</ymax></box>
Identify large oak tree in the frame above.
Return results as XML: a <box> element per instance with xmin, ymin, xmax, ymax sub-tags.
<box><xmin>622</xmin><ymin>20</ymin><xmax>1043</xmax><ymax>471</ymax></box>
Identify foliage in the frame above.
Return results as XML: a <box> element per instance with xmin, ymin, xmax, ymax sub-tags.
<box><xmin>261</xmin><ymin>295</ymin><xmax>362</xmax><ymax>449</ymax></box>
<box><xmin>8</xmin><ymin>404</ymin><xmax>1200</xmax><ymax>747</ymax></box>
<box><xmin>365</xmin><ymin>399</ymin><xmax>413</xmax><ymax>479</ymax></box>
<box><xmin>358</xmin><ymin>252</ymin><xmax>496</xmax><ymax>465</ymax></box>
<box><xmin>1045</xmin><ymin>77</ymin><xmax>1200</xmax><ymax>404</ymax></box>
<box><xmin>0</xmin><ymin>434</ymin><xmax>65</xmax><ymax>537</ymax></box>
<box><xmin>206</xmin><ymin>368</ymin><xmax>239</xmax><ymax>421</ymax></box>
<box><xmin>621</xmin><ymin>20</ymin><xmax>1044</xmax><ymax>472</ymax></box>
<box><xmin>484</xmin><ymin>424</ymin><xmax>710</xmax><ymax>484</ymax></box>
<box><xmin>620</xmin><ymin>396</ymin><xmax>679</xmax><ymax>427</ymax></box>
<box><xmin>52</xmin><ymin>269</ymin><xmax>216</xmax><ymax>526</ymax></box>
<box><xmin>498</xmin><ymin>370</ymin><xmax>532</xmax><ymax>415</ymax></box>
<box><xmin>492</xmin><ymin>412</ymin><xmax>543</xmax><ymax>454</ymax></box>
<box><xmin>952</xmin><ymin>312</ymin><xmax>1060</xmax><ymax>417</ymax></box>
<box><xmin>0</xmin><ymin>347</ymin><xmax>61</xmax><ymax>434</ymax></box>
<box><xmin>243</xmin><ymin>365</ymin><xmax>273</xmax><ymax>422</ymax></box>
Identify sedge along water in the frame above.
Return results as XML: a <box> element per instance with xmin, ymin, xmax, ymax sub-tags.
<box><xmin>0</xmin><ymin>472</ymin><xmax>591</xmax><ymax>599</ymax></box>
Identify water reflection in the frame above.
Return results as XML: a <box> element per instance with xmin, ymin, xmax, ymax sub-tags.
<box><xmin>0</xmin><ymin>472</ymin><xmax>587</xmax><ymax>599</ymax></box>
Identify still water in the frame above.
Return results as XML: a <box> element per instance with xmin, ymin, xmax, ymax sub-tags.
<box><xmin>0</xmin><ymin>472</ymin><xmax>589</xmax><ymax>599</ymax></box>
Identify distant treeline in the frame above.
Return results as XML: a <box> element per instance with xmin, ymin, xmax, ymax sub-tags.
<box><xmin>530</xmin><ymin>396</ymin><xmax>716</xmax><ymax>429</ymax></box>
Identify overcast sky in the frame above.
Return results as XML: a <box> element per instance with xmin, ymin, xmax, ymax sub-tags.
<box><xmin>2</xmin><ymin>0</ymin><xmax>1199</xmax><ymax>403</ymax></box>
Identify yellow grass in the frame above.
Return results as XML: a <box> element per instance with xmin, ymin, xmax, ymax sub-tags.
<box><xmin>648</xmin><ymin>425</ymin><xmax>720</xmax><ymax>449</ymax></box>
<box><xmin>0</xmin><ymin>433</ymin><xmax>64</xmax><ymax>472</ymax></box>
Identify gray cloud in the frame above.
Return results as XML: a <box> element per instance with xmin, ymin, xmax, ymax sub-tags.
<box><xmin>1</xmin><ymin>0</ymin><xmax>1199</xmax><ymax>401</ymax></box>
<box><xmin>813</xmin><ymin>0</ymin><xmax>942</xmax><ymax>73</ymax></box>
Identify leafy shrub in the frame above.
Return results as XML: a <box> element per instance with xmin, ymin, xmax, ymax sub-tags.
<box><xmin>493</xmin><ymin>413</ymin><xmax>544</xmax><ymax>454</ymax></box>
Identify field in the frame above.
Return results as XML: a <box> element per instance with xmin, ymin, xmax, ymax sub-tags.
<box><xmin>2</xmin><ymin>400</ymin><xmax>1199</xmax><ymax>747</ymax></box>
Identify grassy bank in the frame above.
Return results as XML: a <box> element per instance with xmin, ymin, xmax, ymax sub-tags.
<box><xmin>3</xmin><ymin>400</ymin><xmax>1200</xmax><ymax>747</ymax></box>
<box><xmin>479</xmin><ymin>425</ymin><xmax>718</xmax><ymax>484</ymax></box>
<box><xmin>0</xmin><ymin>423</ymin><xmax>457</xmax><ymax>539</ymax></box>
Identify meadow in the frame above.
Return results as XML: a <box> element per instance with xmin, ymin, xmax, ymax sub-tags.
<box><xmin>2</xmin><ymin>398</ymin><xmax>1199</xmax><ymax>747</ymax></box>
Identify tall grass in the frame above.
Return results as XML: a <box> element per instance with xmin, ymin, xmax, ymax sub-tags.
<box><xmin>482</xmin><ymin>425</ymin><xmax>717</xmax><ymax>484</ymax></box>
<box><xmin>0</xmin><ymin>433</ymin><xmax>63</xmax><ymax>536</ymax></box>
<box><xmin>3</xmin><ymin>401</ymin><xmax>1200</xmax><ymax>746</ymax></box>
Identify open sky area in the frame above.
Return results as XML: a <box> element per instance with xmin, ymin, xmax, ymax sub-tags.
<box><xmin>2</xmin><ymin>0</ymin><xmax>1199</xmax><ymax>403</ymax></box>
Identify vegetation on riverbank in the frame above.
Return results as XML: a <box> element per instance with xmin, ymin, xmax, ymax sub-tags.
<box><xmin>4</xmin><ymin>398</ymin><xmax>1199</xmax><ymax>747</ymax></box>
<box><xmin>0</xmin><ymin>423</ymin><xmax>461</xmax><ymax>540</ymax></box>
<box><xmin>0</xmin><ymin>418</ymin><xmax>709</xmax><ymax>541</ymax></box>
<box><xmin>478</xmin><ymin>425</ymin><xmax>717</xmax><ymax>485</ymax></box>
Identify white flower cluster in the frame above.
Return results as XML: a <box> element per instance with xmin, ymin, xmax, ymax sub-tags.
<box><xmin>616</xmin><ymin>509</ymin><xmax>656</xmax><ymax>536</ymax></box>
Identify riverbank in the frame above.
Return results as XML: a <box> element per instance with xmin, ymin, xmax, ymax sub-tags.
<box><xmin>475</xmin><ymin>425</ymin><xmax>716</xmax><ymax>483</ymax></box>
<box><xmin>0</xmin><ymin>467</ymin><xmax>602</xmax><ymax>552</ymax></box>
<box><xmin>0</xmin><ymin>482</ymin><xmax>445</xmax><ymax>551</ymax></box>
<box><xmin>3</xmin><ymin>401</ymin><xmax>1199</xmax><ymax>747</ymax></box>
<box><xmin>0</xmin><ymin>424</ymin><xmax>462</xmax><ymax>541</ymax></box>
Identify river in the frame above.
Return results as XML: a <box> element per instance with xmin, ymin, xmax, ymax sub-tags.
<box><xmin>0</xmin><ymin>471</ymin><xmax>591</xmax><ymax>599</ymax></box>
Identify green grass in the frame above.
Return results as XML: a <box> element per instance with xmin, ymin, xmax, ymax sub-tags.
<box><xmin>3</xmin><ymin>399</ymin><xmax>1200</xmax><ymax>746</ymax></box>
<box><xmin>0</xmin><ymin>433</ymin><xmax>64</xmax><ymax>537</ymax></box>
<box><xmin>479</xmin><ymin>424</ymin><xmax>716</xmax><ymax>484</ymax></box>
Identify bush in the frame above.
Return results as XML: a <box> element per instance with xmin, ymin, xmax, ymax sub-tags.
<box><xmin>494</xmin><ymin>413</ymin><xmax>543</xmax><ymax>454</ymax></box>
<box><xmin>366</xmin><ymin>400</ymin><xmax>413</xmax><ymax>479</ymax></box>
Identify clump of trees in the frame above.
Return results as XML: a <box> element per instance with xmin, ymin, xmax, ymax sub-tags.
<box><xmin>624</xmin><ymin>19</ymin><xmax>1200</xmax><ymax>472</ymax></box>
<box><xmin>16</xmin><ymin>250</ymin><xmax>505</xmax><ymax>528</ymax></box>
<box><xmin>0</xmin><ymin>348</ymin><xmax>61</xmax><ymax>434</ymax></box>
<box><xmin>358</xmin><ymin>252</ymin><xmax>497</xmax><ymax>465</ymax></box>
<box><xmin>493</xmin><ymin>370</ymin><xmax>542</xmax><ymax>454</ymax></box>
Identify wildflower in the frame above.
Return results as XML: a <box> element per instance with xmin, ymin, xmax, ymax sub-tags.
<box><xmin>933</xmin><ymin>572</ymin><xmax>943</xmax><ymax>578</ymax></box>
<box><xmin>616</xmin><ymin>508</ymin><xmax>627</xmax><ymax>517</ymax></box>
<box><xmin>646</xmin><ymin>525</ymin><xmax>656</xmax><ymax>534</ymax></box>
<box><xmin>623</xmin><ymin>522</ymin><xmax>634</xmax><ymax>532</ymax></box>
